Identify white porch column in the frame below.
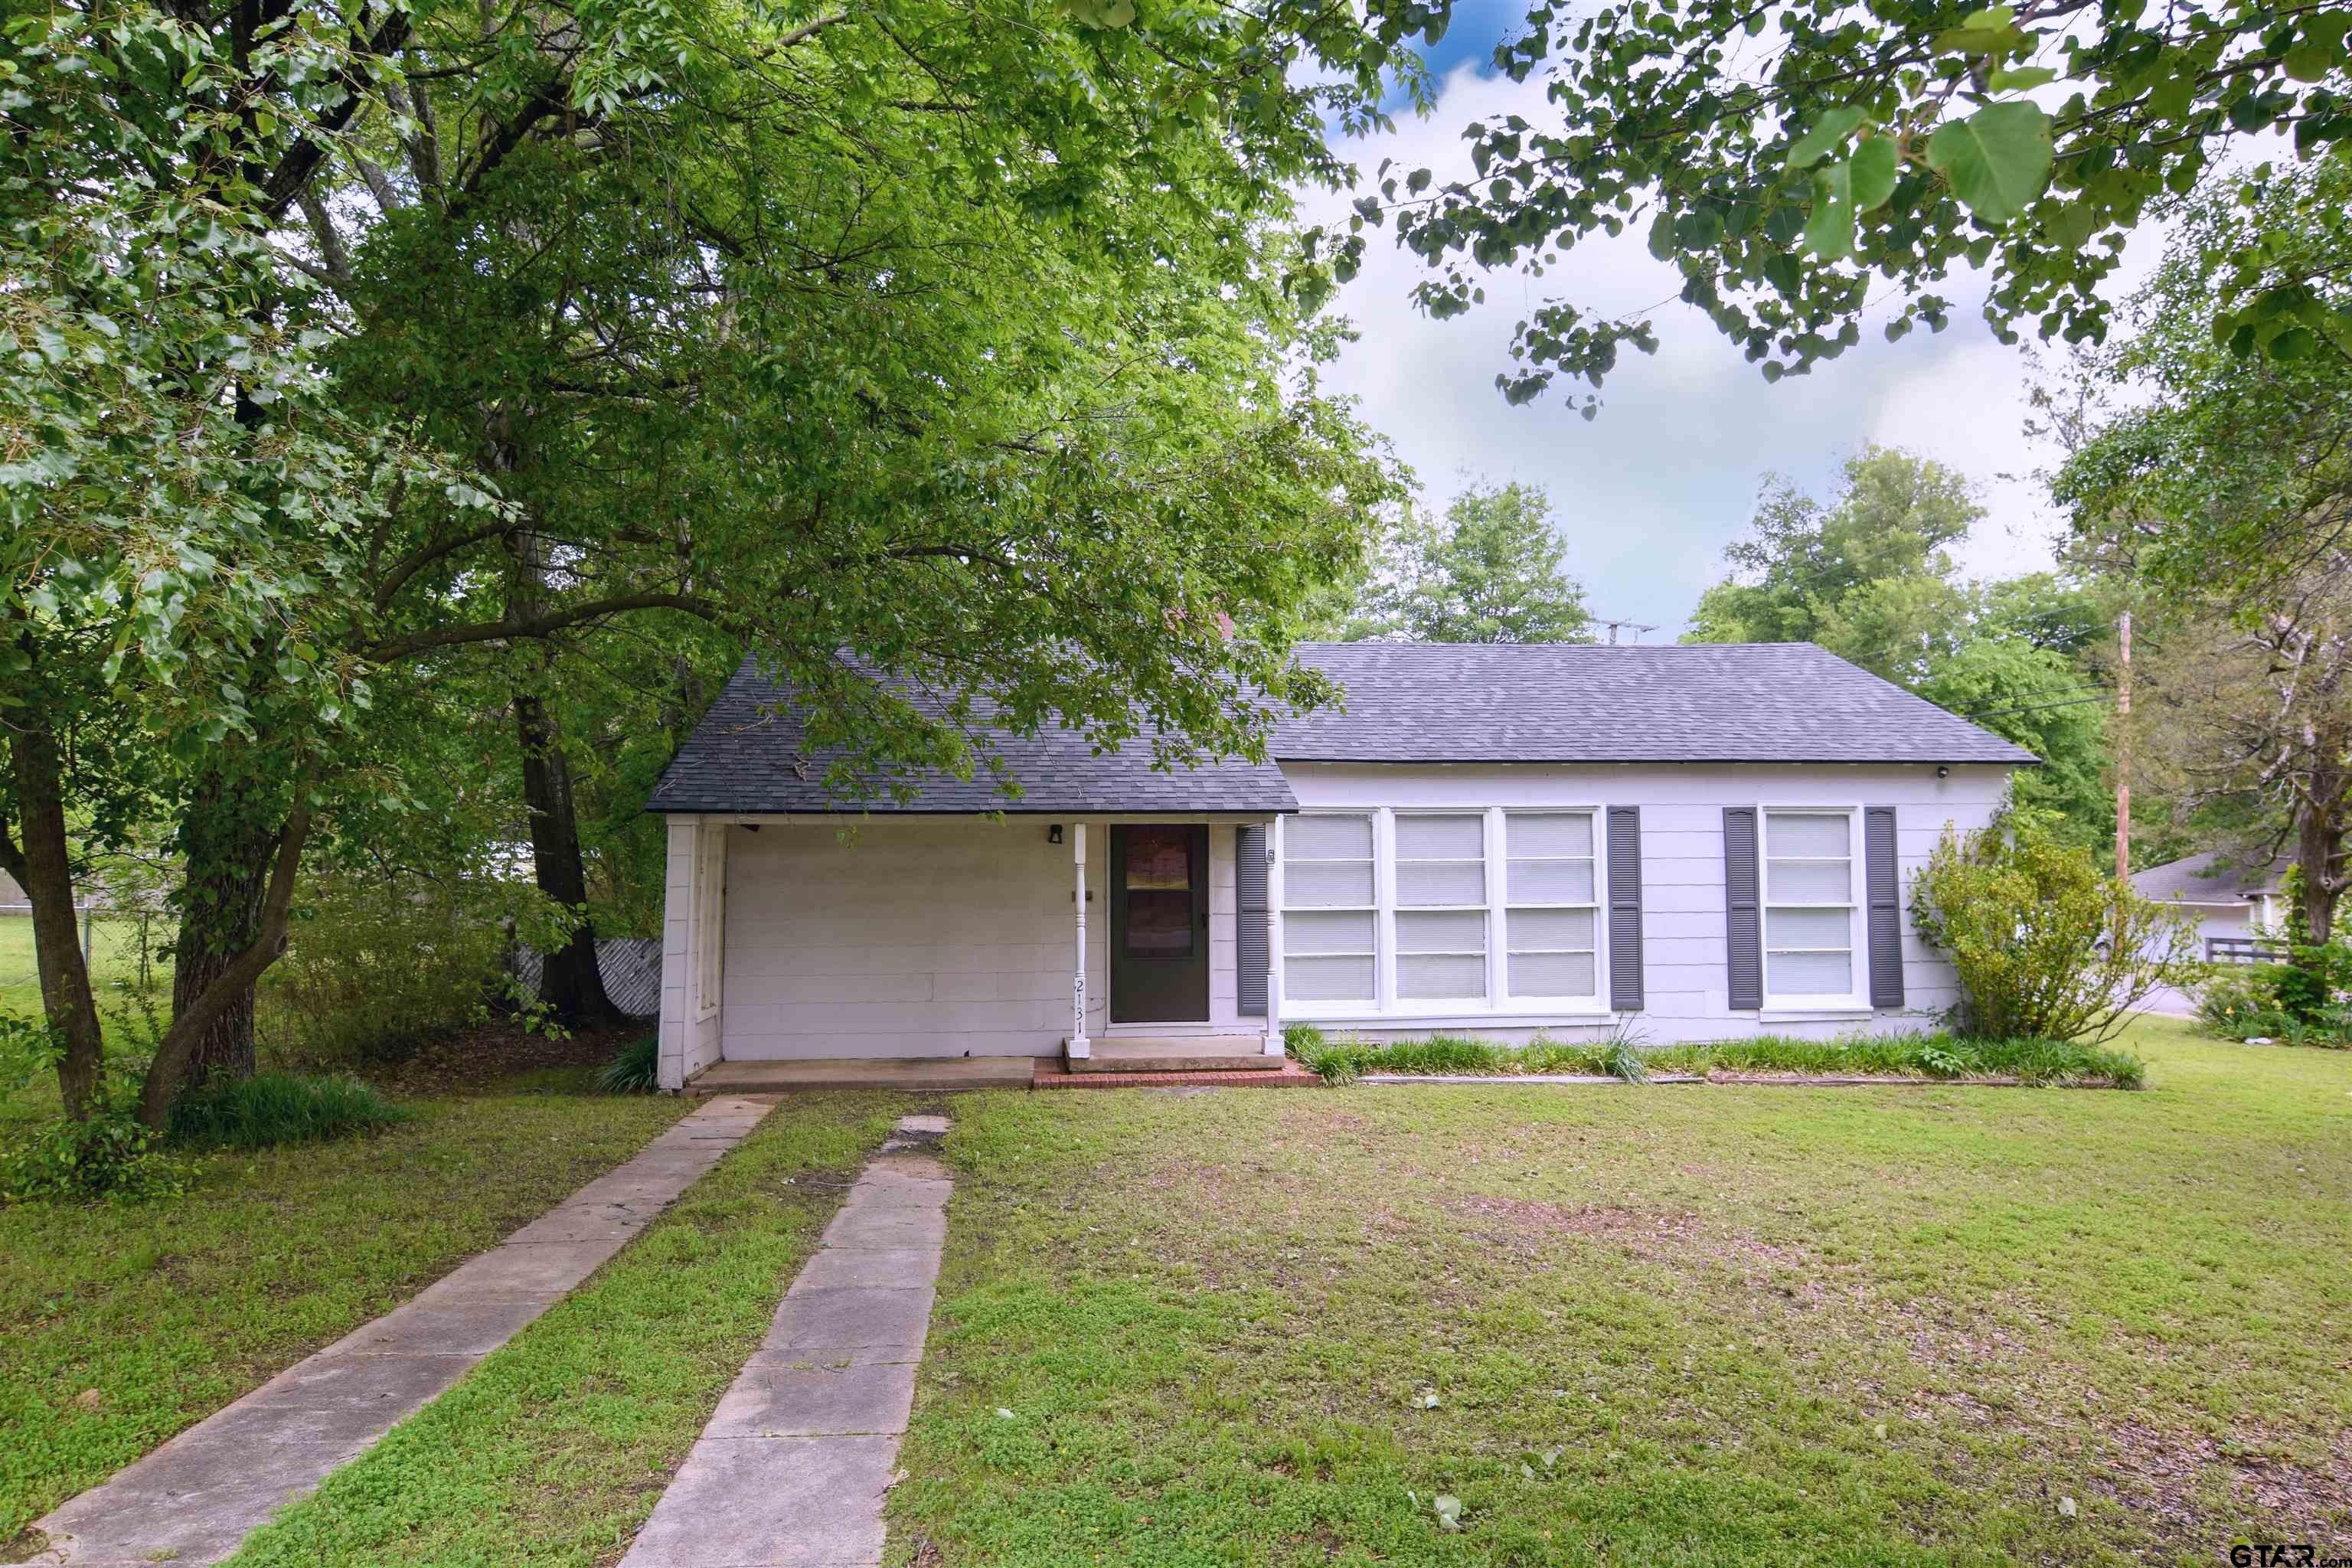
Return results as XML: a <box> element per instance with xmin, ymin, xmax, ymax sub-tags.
<box><xmin>1067</xmin><ymin>822</ymin><xmax>1091</xmax><ymax>1060</ymax></box>
<box><xmin>1263</xmin><ymin>813</ymin><xmax>1285</xmax><ymax>1055</ymax></box>
<box><xmin>656</xmin><ymin>819</ymin><xmax>694</xmax><ymax>1091</ymax></box>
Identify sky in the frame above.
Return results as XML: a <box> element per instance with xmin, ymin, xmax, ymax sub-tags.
<box><xmin>1302</xmin><ymin>2</ymin><xmax>2149</xmax><ymax>640</ymax></box>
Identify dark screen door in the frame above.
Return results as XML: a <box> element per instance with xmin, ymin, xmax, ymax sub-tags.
<box><xmin>1109</xmin><ymin>825</ymin><xmax>1210</xmax><ymax>1023</ymax></box>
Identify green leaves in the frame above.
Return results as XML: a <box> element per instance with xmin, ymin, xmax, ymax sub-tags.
<box><xmin>1803</xmin><ymin>133</ymin><xmax>1900</xmax><ymax>260</ymax></box>
<box><xmin>1933</xmin><ymin>4</ymin><xmax>2030</xmax><ymax>59</ymax></box>
<box><xmin>1786</xmin><ymin>106</ymin><xmax>1862</xmax><ymax>170</ymax></box>
<box><xmin>1849</xmin><ymin>135</ymin><xmax>1899</xmax><ymax>211</ymax></box>
<box><xmin>1926</xmin><ymin>102</ymin><xmax>2053</xmax><ymax>224</ymax></box>
<box><xmin>1806</xmin><ymin>160</ymin><xmax>1859</xmax><ymax>260</ymax></box>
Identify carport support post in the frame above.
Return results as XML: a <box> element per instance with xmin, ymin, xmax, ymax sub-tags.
<box><xmin>1067</xmin><ymin>822</ymin><xmax>1090</xmax><ymax>1060</ymax></box>
<box><xmin>1264</xmin><ymin>815</ymin><xmax>1284</xmax><ymax>1056</ymax></box>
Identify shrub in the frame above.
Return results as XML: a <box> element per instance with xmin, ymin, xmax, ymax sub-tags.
<box><xmin>166</xmin><ymin>1071</ymin><xmax>413</xmax><ymax>1149</ymax></box>
<box><xmin>1286</xmin><ymin>1029</ymin><xmax>2143</xmax><ymax>1088</ymax></box>
<box><xmin>2</xmin><ymin>1107</ymin><xmax>187</xmax><ymax>1204</ymax></box>
<box><xmin>256</xmin><ymin>874</ymin><xmax>509</xmax><ymax>1067</ymax></box>
<box><xmin>1909</xmin><ymin>810</ymin><xmax>2206</xmax><ymax>1044</ymax></box>
<box><xmin>599</xmin><ymin>1034</ymin><xmax>662</xmax><ymax>1094</ymax></box>
<box><xmin>2199</xmin><ymin>964</ymin><xmax>2296</xmax><ymax>1037</ymax></box>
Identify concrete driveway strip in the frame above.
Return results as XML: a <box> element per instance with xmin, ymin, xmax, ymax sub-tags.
<box><xmin>28</xmin><ymin>1096</ymin><xmax>776</xmax><ymax>1568</ymax></box>
<box><xmin>619</xmin><ymin>1113</ymin><xmax>953</xmax><ymax>1568</ymax></box>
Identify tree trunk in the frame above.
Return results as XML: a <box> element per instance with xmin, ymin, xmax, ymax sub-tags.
<box><xmin>4</xmin><ymin>718</ymin><xmax>107</xmax><ymax>1119</ymax></box>
<box><xmin>515</xmin><ymin>690</ymin><xmax>620</xmax><ymax>1026</ymax></box>
<box><xmin>2294</xmin><ymin>789</ymin><xmax>2344</xmax><ymax>946</ymax></box>
<box><xmin>141</xmin><ymin>789</ymin><xmax>313</xmax><ymax>1130</ymax></box>
<box><xmin>168</xmin><ymin>771</ymin><xmax>277</xmax><ymax>1092</ymax></box>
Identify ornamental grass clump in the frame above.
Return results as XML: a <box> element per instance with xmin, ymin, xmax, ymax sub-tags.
<box><xmin>1909</xmin><ymin>810</ymin><xmax>2204</xmax><ymax>1045</ymax></box>
<box><xmin>167</xmin><ymin>1071</ymin><xmax>413</xmax><ymax>1151</ymax></box>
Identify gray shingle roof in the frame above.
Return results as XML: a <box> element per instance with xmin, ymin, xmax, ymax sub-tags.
<box><xmin>652</xmin><ymin>642</ymin><xmax>2033</xmax><ymax>815</ymax></box>
<box><xmin>2131</xmin><ymin>849</ymin><xmax>2287</xmax><ymax>904</ymax></box>
<box><xmin>647</xmin><ymin>662</ymin><xmax>1297</xmax><ymax>815</ymax></box>
<box><xmin>1279</xmin><ymin>642</ymin><xmax>2038</xmax><ymax>765</ymax></box>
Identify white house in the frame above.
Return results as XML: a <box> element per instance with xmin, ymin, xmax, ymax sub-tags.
<box><xmin>2131</xmin><ymin>850</ymin><xmax>2290</xmax><ymax>960</ymax></box>
<box><xmin>646</xmin><ymin>642</ymin><xmax>2033</xmax><ymax>1089</ymax></box>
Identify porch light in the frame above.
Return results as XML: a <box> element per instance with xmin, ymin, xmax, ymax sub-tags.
<box><xmin>1048</xmin><ymin>823</ymin><xmax>1064</xmax><ymax>844</ymax></box>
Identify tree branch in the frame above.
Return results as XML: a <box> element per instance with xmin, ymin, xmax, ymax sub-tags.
<box><xmin>364</xmin><ymin>591</ymin><xmax>720</xmax><ymax>663</ymax></box>
<box><xmin>260</xmin><ymin>10</ymin><xmax>416</xmax><ymax>219</ymax></box>
<box><xmin>373</xmin><ymin>521</ymin><xmax>514</xmax><ymax>609</ymax></box>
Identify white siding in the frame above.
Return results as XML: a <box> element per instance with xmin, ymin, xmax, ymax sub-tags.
<box><xmin>656</xmin><ymin>760</ymin><xmax>2014</xmax><ymax>1067</ymax></box>
<box><xmin>1278</xmin><ymin>762</ymin><xmax>2011</xmax><ymax>1044</ymax></box>
<box><xmin>702</xmin><ymin>818</ymin><xmax>1246</xmax><ymax>1062</ymax></box>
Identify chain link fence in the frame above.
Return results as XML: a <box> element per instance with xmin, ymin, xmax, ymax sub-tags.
<box><xmin>6</xmin><ymin>906</ymin><xmax>659</xmax><ymax>1022</ymax></box>
<box><xmin>1</xmin><ymin>903</ymin><xmax>173</xmax><ymax>1009</ymax></box>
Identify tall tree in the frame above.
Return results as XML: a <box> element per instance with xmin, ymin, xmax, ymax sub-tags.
<box><xmin>2125</xmin><ymin>577</ymin><xmax>2352</xmax><ymax>942</ymax></box>
<box><xmin>1688</xmin><ymin>447</ymin><xmax>2115</xmax><ymax>847</ymax></box>
<box><xmin>1318</xmin><ymin>481</ymin><xmax>1593</xmax><ymax>643</ymax></box>
<box><xmin>1687</xmin><ymin>446</ymin><xmax>1980</xmax><ymax>651</ymax></box>
<box><xmin>2055</xmin><ymin>159</ymin><xmax>2352</xmax><ymax>602</ymax></box>
<box><xmin>2057</xmin><ymin>158</ymin><xmax>2352</xmax><ymax>923</ymax></box>
<box><xmin>1325</xmin><ymin>0</ymin><xmax>2351</xmax><ymax>412</ymax></box>
<box><xmin>4</xmin><ymin>0</ymin><xmax>1431</xmax><ymax>1125</ymax></box>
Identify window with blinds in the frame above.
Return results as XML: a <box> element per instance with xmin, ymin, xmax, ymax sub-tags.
<box><xmin>1281</xmin><ymin>813</ymin><xmax>1376</xmax><ymax>1002</ymax></box>
<box><xmin>1394</xmin><ymin>813</ymin><xmax>1488</xmax><ymax>1000</ymax></box>
<box><xmin>1504</xmin><ymin>812</ymin><xmax>1599</xmax><ymax>1000</ymax></box>
<box><xmin>1761</xmin><ymin>810</ymin><xmax>1857</xmax><ymax>999</ymax></box>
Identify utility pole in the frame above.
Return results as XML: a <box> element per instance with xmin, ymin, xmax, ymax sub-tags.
<box><xmin>2115</xmin><ymin>609</ymin><xmax>2132</xmax><ymax>883</ymax></box>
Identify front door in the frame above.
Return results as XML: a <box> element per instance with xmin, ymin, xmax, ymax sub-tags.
<box><xmin>1108</xmin><ymin>824</ymin><xmax>1210</xmax><ymax>1024</ymax></box>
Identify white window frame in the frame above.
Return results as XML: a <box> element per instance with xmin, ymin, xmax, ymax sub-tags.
<box><xmin>1275</xmin><ymin>803</ymin><xmax>1615</xmax><ymax>1023</ymax></box>
<box><xmin>1278</xmin><ymin>810</ymin><xmax>1378</xmax><ymax>1007</ymax></box>
<box><xmin>1391</xmin><ymin>810</ymin><xmax>1491</xmax><ymax>1005</ymax></box>
<box><xmin>1501</xmin><ymin>808</ymin><xmax>1608</xmax><ymax>1008</ymax></box>
<box><xmin>1756</xmin><ymin>803</ymin><xmax>1867</xmax><ymax>1010</ymax></box>
<box><xmin>693</xmin><ymin>822</ymin><xmax>727</xmax><ymax>1021</ymax></box>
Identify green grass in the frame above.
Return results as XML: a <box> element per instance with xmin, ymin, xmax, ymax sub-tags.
<box><xmin>889</xmin><ymin>1019</ymin><xmax>2351</xmax><ymax>1566</ymax></box>
<box><xmin>167</xmin><ymin>1070</ymin><xmax>413</xmax><ymax>1149</ymax></box>
<box><xmin>0</xmin><ymin>915</ymin><xmax>171</xmax><ymax>1022</ymax></box>
<box><xmin>0</xmin><ymin>1064</ymin><xmax>693</xmax><ymax>1539</ymax></box>
<box><xmin>1285</xmin><ymin>1024</ymin><xmax>2145</xmax><ymax>1088</ymax></box>
<box><xmin>224</xmin><ymin>1093</ymin><xmax>903</xmax><ymax>1566</ymax></box>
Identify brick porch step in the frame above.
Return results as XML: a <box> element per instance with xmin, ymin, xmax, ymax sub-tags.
<box><xmin>1066</xmin><ymin>1037</ymin><xmax>1281</xmax><ymax>1073</ymax></box>
<box><xmin>1035</xmin><ymin>1056</ymin><xmax>1321</xmax><ymax>1090</ymax></box>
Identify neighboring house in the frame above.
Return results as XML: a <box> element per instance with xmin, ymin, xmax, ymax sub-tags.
<box><xmin>2131</xmin><ymin>851</ymin><xmax>2292</xmax><ymax>962</ymax></box>
<box><xmin>646</xmin><ymin>642</ymin><xmax>2034</xmax><ymax>1089</ymax></box>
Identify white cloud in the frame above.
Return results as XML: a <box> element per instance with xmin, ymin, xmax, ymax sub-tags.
<box><xmin>1304</xmin><ymin>59</ymin><xmax>2161</xmax><ymax>637</ymax></box>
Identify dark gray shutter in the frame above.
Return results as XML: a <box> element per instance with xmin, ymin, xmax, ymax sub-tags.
<box><xmin>1723</xmin><ymin>807</ymin><xmax>1762</xmax><ymax>1010</ymax></box>
<box><xmin>1864</xmin><ymin>805</ymin><xmax>1905</xmax><ymax>1009</ymax></box>
<box><xmin>1606</xmin><ymin>806</ymin><xmax>1645</xmax><ymax>1011</ymax></box>
<box><xmin>1236</xmin><ymin>824</ymin><xmax>1269</xmax><ymax>1016</ymax></box>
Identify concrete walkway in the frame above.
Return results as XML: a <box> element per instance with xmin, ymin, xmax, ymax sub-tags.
<box><xmin>30</xmin><ymin>1096</ymin><xmax>777</xmax><ymax>1568</ymax></box>
<box><xmin>619</xmin><ymin>1113</ymin><xmax>953</xmax><ymax>1568</ymax></box>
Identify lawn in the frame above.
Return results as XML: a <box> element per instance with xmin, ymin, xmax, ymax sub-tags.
<box><xmin>224</xmin><ymin>1092</ymin><xmax>903</xmax><ymax>1566</ymax></box>
<box><xmin>890</xmin><ymin>1019</ymin><xmax>2352</xmax><ymax>1566</ymax></box>
<box><xmin>0</xmin><ymin>1054</ymin><xmax>693</xmax><ymax>1542</ymax></box>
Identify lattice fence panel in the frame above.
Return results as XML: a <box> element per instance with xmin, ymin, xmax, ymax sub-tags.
<box><xmin>511</xmin><ymin>937</ymin><xmax>662</xmax><ymax>1019</ymax></box>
